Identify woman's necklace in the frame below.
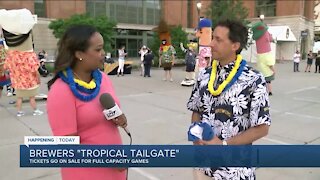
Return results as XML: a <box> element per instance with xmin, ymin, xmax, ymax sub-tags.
<box><xmin>59</xmin><ymin>67</ymin><xmax>102</xmax><ymax>101</ymax></box>
<box><xmin>72</xmin><ymin>71</ymin><xmax>96</xmax><ymax>89</ymax></box>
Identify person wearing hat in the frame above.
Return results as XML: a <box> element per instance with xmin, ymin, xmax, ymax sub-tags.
<box><xmin>180</xmin><ymin>42</ymin><xmax>197</xmax><ymax>84</ymax></box>
<box><xmin>1</xmin><ymin>9</ymin><xmax>43</xmax><ymax>116</ymax></box>
<box><xmin>252</xmin><ymin>21</ymin><xmax>275</xmax><ymax>96</ymax></box>
<box><xmin>195</xmin><ymin>18</ymin><xmax>212</xmax><ymax>73</ymax></box>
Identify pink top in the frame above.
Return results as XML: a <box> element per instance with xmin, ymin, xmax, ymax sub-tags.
<box><xmin>47</xmin><ymin>72</ymin><xmax>125</xmax><ymax>180</ymax></box>
<box><xmin>255</xmin><ymin>31</ymin><xmax>272</xmax><ymax>54</ymax></box>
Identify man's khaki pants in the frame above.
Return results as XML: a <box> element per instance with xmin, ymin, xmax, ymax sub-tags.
<box><xmin>193</xmin><ymin>169</ymin><xmax>214</xmax><ymax>180</ymax></box>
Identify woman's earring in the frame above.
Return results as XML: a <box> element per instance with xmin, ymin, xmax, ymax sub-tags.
<box><xmin>79</xmin><ymin>58</ymin><xmax>83</xmax><ymax>61</ymax></box>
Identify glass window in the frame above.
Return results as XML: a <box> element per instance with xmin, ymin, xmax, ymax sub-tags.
<box><xmin>117</xmin><ymin>29</ymin><xmax>128</xmax><ymax>36</ymax></box>
<box><xmin>116</xmin><ymin>4</ymin><xmax>128</xmax><ymax>23</ymax></box>
<box><xmin>154</xmin><ymin>8</ymin><xmax>161</xmax><ymax>25</ymax></box>
<box><xmin>127</xmin><ymin>6</ymin><xmax>138</xmax><ymax>24</ymax></box>
<box><xmin>128</xmin><ymin>30</ymin><xmax>137</xmax><ymax>36</ymax></box>
<box><xmin>146</xmin><ymin>8</ymin><xmax>155</xmax><ymax>25</ymax></box>
<box><xmin>109</xmin><ymin>3</ymin><xmax>116</xmax><ymax>20</ymax></box>
<box><xmin>86</xmin><ymin>1</ymin><xmax>94</xmax><ymax>17</ymax></box>
<box><xmin>34</xmin><ymin>0</ymin><xmax>46</xmax><ymax>17</ymax></box>
<box><xmin>95</xmin><ymin>1</ymin><xmax>106</xmax><ymax>17</ymax></box>
<box><xmin>255</xmin><ymin>0</ymin><xmax>276</xmax><ymax>17</ymax></box>
<box><xmin>128</xmin><ymin>39</ymin><xmax>138</xmax><ymax>57</ymax></box>
<box><xmin>86</xmin><ymin>0</ymin><xmax>160</xmax><ymax>25</ymax></box>
<box><xmin>138</xmin><ymin>7</ymin><xmax>143</xmax><ymax>24</ymax></box>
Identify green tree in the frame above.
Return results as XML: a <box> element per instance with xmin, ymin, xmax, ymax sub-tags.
<box><xmin>150</xmin><ymin>32</ymin><xmax>160</xmax><ymax>59</ymax></box>
<box><xmin>49</xmin><ymin>14</ymin><xmax>116</xmax><ymax>51</ymax></box>
<box><xmin>206</xmin><ymin>0</ymin><xmax>249</xmax><ymax>26</ymax></box>
<box><xmin>170</xmin><ymin>25</ymin><xmax>189</xmax><ymax>59</ymax></box>
<box><xmin>150</xmin><ymin>25</ymin><xmax>188</xmax><ymax>63</ymax></box>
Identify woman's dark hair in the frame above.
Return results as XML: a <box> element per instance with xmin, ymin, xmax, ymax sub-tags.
<box><xmin>215</xmin><ymin>19</ymin><xmax>248</xmax><ymax>54</ymax></box>
<box><xmin>48</xmin><ymin>25</ymin><xmax>98</xmax><ymax>89</ymax></box>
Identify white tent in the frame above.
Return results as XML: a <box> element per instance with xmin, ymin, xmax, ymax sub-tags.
<box><xmin>268</xmin><ymin>26</ymin><xmax>297</xmax><ymax>42</ymax></box>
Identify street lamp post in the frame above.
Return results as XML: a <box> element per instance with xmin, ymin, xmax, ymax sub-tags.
<box><xmin>196</xmin><ymin>1</ymin><xmax>202</xmax><ymax>20</ymax></box>
<box><xmin>196</xmin><ymin>1</ymin><xmax>202</xmax><ymax>64</ymax></box>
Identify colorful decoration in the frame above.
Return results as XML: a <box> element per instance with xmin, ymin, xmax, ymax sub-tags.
<box><xmin>59</xmin><ymin>68</ymin><xmax>102</xmax><ymax>102</ymax></box>
<box><xmin>74</xmin><ymin>78</ymin><xmax>96</xmax><ymax>90</ymax></box>
<box><xmin>251</xmin><ymin>21</ymin><xmax>275</xmax><ymax>78</ymax></box>
<box><xmin>156</xmin><ymin>19</ymin><xmax>176</xmax><ymax>66</ymax></box>
<box><xmin>195</xmin><ymin>18</ymin><xmax>213</xmax><ymax>71</ymax></box>
<box><xmin>208</xmin><ymin>55</ymin><xmax>246</xmax><ymax>96</ymax></box>
<box><xmin>0</xmin><ymin>9</ymin><xmax>40</xmax><ymax>92</ymax></box>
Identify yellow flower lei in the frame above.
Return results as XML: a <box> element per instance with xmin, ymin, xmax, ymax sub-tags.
<box><xmin>63</xmin><ymin>71</ymin><xmax>96</xmax><ymax>89</ymax></box>
<box><xmin>208</xmin><ymin>54</ymin><xmax>242</xmax><ymax>96</ymax></box>
<box><xmin>74</xmin><ymin>78</ymin><xmax>96</xmax><ymax>89</ymax></box>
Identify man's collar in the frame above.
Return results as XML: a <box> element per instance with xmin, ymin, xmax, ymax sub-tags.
<box><xmin>217</xmin><ymin>61</ymin><xmax>236</xmax><ymax>72</ymax></box>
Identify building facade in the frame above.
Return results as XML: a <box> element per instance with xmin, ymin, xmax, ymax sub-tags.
<box><xmin>0</xmin><ymin>0</ymin><xmax>203</xmax><ymax>57</ymax></box>
<box><xmin>0</xmin><ymin>0</ymin><xmax>315</xmax><ymax>60</ymax></box>
<box><xmin>314</xmin><ymin>0</ymin><xmax>320</xmax><ymax>41</ymax></box>
<box><xmin>242</xmin><ymin>0</ymin><xmax>315</xmax><ymax>60</ymax></box>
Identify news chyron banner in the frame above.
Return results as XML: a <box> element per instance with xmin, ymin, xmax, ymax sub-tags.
<box><xmin>21</xmin><ymin>136</ymin><xmax>320</xmax><ymax>167</ymax></box>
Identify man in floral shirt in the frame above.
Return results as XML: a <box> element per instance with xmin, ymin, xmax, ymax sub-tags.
<box><xmin>187</xmin><ymin>19</ymin><xmax>271</xmax><ymax>180</ymax></box>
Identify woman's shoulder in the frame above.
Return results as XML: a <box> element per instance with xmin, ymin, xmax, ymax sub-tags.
<box><xmin>100</xmin><ymin>70</ymin><xmax>111</xmax><ymax>81</ymax></box>
<box><xmin>48</xmin><ymin>78</ymin><xmax>74</xmax><ymax>99</ymax></box>
<box><xmin>50</xmin><ymin>78</ymin><xmax>69</xmax><ymax>89</ymax></box>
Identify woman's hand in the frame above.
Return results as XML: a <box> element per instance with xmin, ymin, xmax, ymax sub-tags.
<box><xmin>112</xmin><ymin>114</ymin><xmax>127</xmax><ymax>128</ymax></box>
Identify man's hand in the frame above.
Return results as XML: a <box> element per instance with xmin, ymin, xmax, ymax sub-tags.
<box><xmin>112</xmin><ymin>114</ymin><xmax>127</xmax><ymax>128</ymax></box>
<box><xmin>193</xmin><ymin>136</ymin><xmax>222</xmax><ymax>145</ymax></box>
<box><xmin>180</xmin><ymin>43</ymin><xmax>184</xmax><ymax>48</ymax></box>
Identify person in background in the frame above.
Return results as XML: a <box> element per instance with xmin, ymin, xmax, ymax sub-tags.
<box><xmin>47</xmin><ymin>25</ymin><xmax>127</xmax><ymax>180</ymax></box>
<box><xmin>38</xmin><ymin>60</ymin><xmax>49</xmax><ymax>77</ymax></box>
<box><xmin>305</xmin><ymin>50</ymin><xmax>313</xmax><ymax>72</ymax></box>
<box><xmin>315</xmin><ymin>51</ymin><xmax>320</xmax><ymax>73</ymax></box>
<box><xmin>0</xmin><ymin>39</ymin><xmax>7</xmax><ymax>98</ymax></box>
<box><xmin>117</xmin><ymin>46</ymin><xmax>127</xmax><ymax>77</ymax></box>
<box><xmin>2</xmin><ymin>9</ymin><xmax>43</xmax><ymax>116</ymax></box>
<box><xmin>38</xmin><ymin>49</ymin><xmax>47</xmax><ymax>61</ymax></box>
<box><xmin>180</xmin><ymin>42</ymin><xmax>197</xmax><ymax>81</ymax></box>
<box><xmin>143</xmin><ymin>49</ymin><xmax>154</xmax><ymax>77</ymax></box>
<box><xmin>139</xmin><ymin>45</ymin><xmax>148</xmax><ymax>76</ymax></box>
<box><xmin>293</xmin><ymin>50</ymin><xmax>301</xmax><ymax>72</ymax></box>
<box><xmin>0</xmin><ymin>40</ymin><xmax>15</xmax><ymax>97</ymax></box>
<box><xmin>187</xmin><ymin>19</ymin><xmax>270</xmax><ymax>180</ymax></box>
<box><xmin>159</xmin><ymin>40</ymin><xmax>176</xmax><ymax>82</ymax></box>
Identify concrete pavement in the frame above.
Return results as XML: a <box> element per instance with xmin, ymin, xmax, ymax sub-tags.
<box><xmin>1</xmin><ymin>60</ymin><xmax>320</xmax><ymax>180</ymax></box>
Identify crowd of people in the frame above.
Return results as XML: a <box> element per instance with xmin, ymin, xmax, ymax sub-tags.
<box><xmin>301</xmin><ymin>50</ymin><xmax>320</xmax><ymax>73</ymax></box>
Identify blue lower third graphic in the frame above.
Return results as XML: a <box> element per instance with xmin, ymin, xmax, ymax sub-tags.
<box><xmin>20</xmin><ymin>145</ymin><xmax>320</xmax><ymax>167</ymax></box>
